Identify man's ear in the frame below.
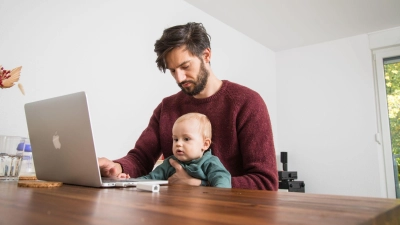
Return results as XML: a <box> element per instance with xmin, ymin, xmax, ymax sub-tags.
<box><xmin>203</xmin><ymin>138</ymin><xmax>211</xmax><ymax>151</ymax></box>
<box><xmin>202</xmin><ymin>48</ymin><xmax>211</xmax><ymax>64</ymax></box>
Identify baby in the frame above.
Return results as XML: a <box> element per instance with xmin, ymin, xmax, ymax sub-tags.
<box><xmin>120</xmin><ymin>112</ymin><xmax>231</xmax><ymax>188</ymax></box>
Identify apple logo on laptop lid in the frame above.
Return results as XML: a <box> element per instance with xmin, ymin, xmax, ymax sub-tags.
<box><xmin>52</xmin><ymin>131</ymin><xmax>61</xmax><ymax>149</ymax></box>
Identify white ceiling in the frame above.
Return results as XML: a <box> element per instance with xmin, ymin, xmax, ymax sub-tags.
<box><xmin>184</xmin><ymin>0</ymin><xmax>400</xmax><ymax>52</ymax></box>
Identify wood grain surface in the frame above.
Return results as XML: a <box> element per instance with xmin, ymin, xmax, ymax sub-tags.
<box><xmin>17</xmin><ymin>180</ymin><xmax>63</xmax><ymax>188</ymax></box>
<box><xmin>0</xmin><ymin>181</ymin><xmax>399</xmax><ymax>225</ymax></box>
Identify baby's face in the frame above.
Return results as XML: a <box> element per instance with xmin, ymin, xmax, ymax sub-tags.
<box><xmin>172</xmin><ymin>119</ymin><xmax>206</xmax><ymax>162</ymax></box>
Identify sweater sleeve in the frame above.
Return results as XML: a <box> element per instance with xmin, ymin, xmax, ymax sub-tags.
<box><xmin>231</xmin><ymin>91</ymin><xmax>278</xmax><ymax>190</ymax></box>
<box><xmin>203</xmin><ymin>157</ymin><xmax>232</xmax><ymax>188</ymax></box>
<box><xmin>113</xmin><ymin>104</ymin><xmax>163</xmax><ymax>178</ymax></box>
<box><xmin>138</xmin><ymin>158</ymin><xmax>174</xmax><ymax>180</ymax></box>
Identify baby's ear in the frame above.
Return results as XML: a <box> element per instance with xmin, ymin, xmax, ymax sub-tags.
<box><xmin>203</xmin><ymin>138</ymin><xmax>211</xmax><ymax>150</ymax></box>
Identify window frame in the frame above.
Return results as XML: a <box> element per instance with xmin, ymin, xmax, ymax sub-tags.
<box><xmin>373</xmin><ymin>45</ymin><xmax>400</xmax><ymax>198</ymax></box>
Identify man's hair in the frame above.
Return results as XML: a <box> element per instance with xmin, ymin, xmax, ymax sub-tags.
<box><xmin>174</xmin><ymin>112</ymin><xmax>212</xmax><ymax>140</ymax></box>
<box><xmin>154</xmin><ymin>22</ymin><xmax>211</xmax><ymax>73</ymax></box>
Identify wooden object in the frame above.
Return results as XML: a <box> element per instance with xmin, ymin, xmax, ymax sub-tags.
<box><xmin>1</xmin><ymin>182</ymin><xmax>399</xmax><ymax>224</ymax></box>
<box><xmin>17</xmin><ymin>180</ymin><xmax>63</xmax><ymax>188</ymax></box>
<box><xmin>18</xmin><ymin>176</ymin><xmax>37</xmax><ymax>180</ymax></box>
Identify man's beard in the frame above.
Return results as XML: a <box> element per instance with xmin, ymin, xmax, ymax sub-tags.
<box><xmin>178</xmin><ymin>60</ymin><xmax>209</xmax><ymax>96</ymax></box>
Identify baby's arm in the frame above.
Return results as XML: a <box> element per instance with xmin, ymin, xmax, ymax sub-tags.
<box><xmin>138</xmin><ymin>159</ymin><xmax>174</xmax><ymax>180</ymax></box>
<box><xmin>205</xmin><ymin>158</ymin><xmax>232</xmax><ymax>188</ymax></box>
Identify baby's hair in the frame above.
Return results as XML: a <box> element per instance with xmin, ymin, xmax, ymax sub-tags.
<box><xmin>174</xmin><ymin>112</ymin><xmax>212</xmax><ymax>140</ymax></box>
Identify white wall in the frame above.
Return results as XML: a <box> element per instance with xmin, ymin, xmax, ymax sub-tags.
<box><xmin>4</xmin><ymin>0</ymin><xmax>386</xmax><ymax>198</ymax></box>
<box><xmin>276</xmin><ymin>34</ymin><xmax>382</xmax><ymax>197</ymax></box>
<box><xmin>0</xmin><ymin>0</ymin><xmax>277</xmax><ymax>160</ymax></box>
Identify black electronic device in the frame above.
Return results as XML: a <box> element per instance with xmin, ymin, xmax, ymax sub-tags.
<box><xmin>279</xmin><ymin>180</ymin><xmax>305</xmax><ymax>192</ymax></box>
<box><xmin>281</xmin><ymin>151</ymin><xmax>287</xmax><ymax>171</ymax></box>
<box><xmin>278</xmin><ymin>152</ymin><xmax>305</xmax><ymax>193</ymax></box>
<box><xmin>278</xmin><ymin>171</ymin><xmax>298</xmax><ymax>180</ymax></box>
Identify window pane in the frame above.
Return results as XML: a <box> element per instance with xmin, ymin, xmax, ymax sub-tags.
<box><xmin>383</xmin><ymin>58</ymin><xmax>400</xmax><ymax>198</ymax></box>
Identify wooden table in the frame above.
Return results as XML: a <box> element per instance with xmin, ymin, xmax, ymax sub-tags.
<box><xmin>1</xmin><ymin>181</ymin><xmax>399</xmax><ymax>225</ymax></box>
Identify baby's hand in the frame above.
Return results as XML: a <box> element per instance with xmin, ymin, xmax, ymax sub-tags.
<box><xmin>117</xmin><ymin>173</ymin><xmax>130</xmax><ymax>179</ymax></box>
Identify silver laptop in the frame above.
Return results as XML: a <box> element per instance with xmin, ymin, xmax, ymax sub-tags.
<box><xmin>24</xmin><ymin>91</ymin><xmax>168</xmax><ymax>188</ymax></box>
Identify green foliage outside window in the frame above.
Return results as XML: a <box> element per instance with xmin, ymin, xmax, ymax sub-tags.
<box><xmin>383</xmin><ymin>61</ymin><xmax>400</xmax><ymax>181</ymax></box>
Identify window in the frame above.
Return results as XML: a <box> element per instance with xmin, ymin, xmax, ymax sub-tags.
<box><xmin>374</xmin><ymin>46</ymin><xmax>400</xmax><ymax>198</ymax></box>
<box><xmin>383</xmin><ymin>56</ymin><xmax>400</xmax><ymax>198</ymax></box>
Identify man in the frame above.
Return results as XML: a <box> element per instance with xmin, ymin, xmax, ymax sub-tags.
<box><xmin>98</xmin><ymin>22</ymin><xmax>278</xmax><ymax>190</ymax></box>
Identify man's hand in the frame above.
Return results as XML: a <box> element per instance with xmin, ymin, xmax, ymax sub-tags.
<box><xmin>98</xmin><ymin>157</ymin><xmax>123</xmax><ymax>177</ymax></box>
<box><xmin>168</xmin><ymin>158</ymin><xmax>201</xmax><ymax>186</ymax></box>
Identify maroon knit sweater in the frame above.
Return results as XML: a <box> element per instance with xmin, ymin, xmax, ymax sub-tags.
<box><xmin>114</xmin><ymin>80</ymin><xmax>278</xmax><ymax>190</ymax></box>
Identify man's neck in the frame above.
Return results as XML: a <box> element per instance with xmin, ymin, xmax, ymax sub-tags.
<box><xmin>193</xmin><ymin>72</ymin><xmax>222</xmax><ymax>99</ymax></box>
